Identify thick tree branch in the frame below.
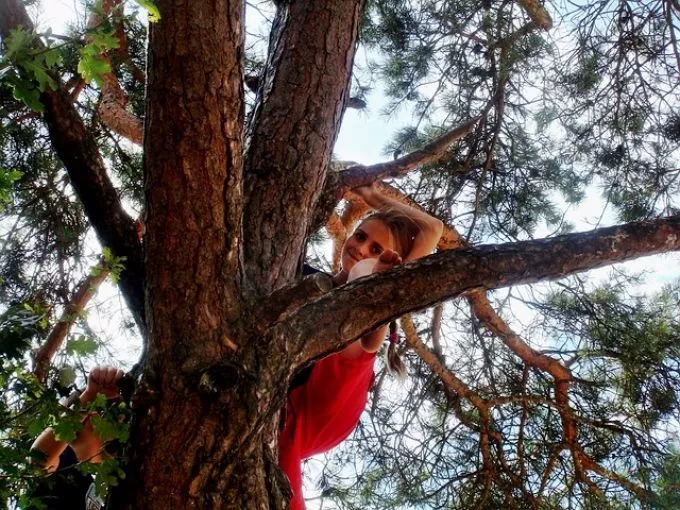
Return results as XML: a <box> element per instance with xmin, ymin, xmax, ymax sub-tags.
<box><xmin>143</xmin><ymin>0</ymin><xmax>244</xmax><ymax>364</ymax></box>
<box><xmin>33</xmin><ymin>262</ymin><xmax>109</xmax><ymax>382</ymax></box>
<box><xmin>89</xmin><ymin>0</ymin><xmax>144</xmax><ymax>144</ymax></box>
<box><xmin>99</xmin><ymin>72</ymin><xmax>144</xmax><ymax>144</ymax></box>
<box><xmin>517</xmin><ymin>0</ymin><xmax>553</xmax><ymax>30</ymax></box>
<box><xmin>0</xmin><ymin>0</ymin><xmax>145</xmax><ymax>330</ymax></box>
<box><xmin>242</xmin><ymin>0</ymin><xmax>364</xmax><ymax>293</ymax></box>
<box><xmin>289</xmin><ymin>214</ymin><xmax>680</xmax><ymax>363</ymax></box>
<box><xmin>337</xmin><ymin>116</ymin><xmax>482</xmax><ymax>190</ymax></box>
<box><xmin>259</xmin><ymin>272</ymin><xmax>333</xmax><ymax>326</ymax></box>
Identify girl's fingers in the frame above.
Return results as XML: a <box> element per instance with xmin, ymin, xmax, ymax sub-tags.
<box><xmin>379</xmin><ymin>249</ymin><xmax>402</xmax><ymax>265</ymax></box>
<box><xmin>90</xmin><ymin>366</ymin><xmax>123</xmax><ymax>387</ymax></box>
<box><xmin>104</xmin><ymin>367</ymin><xmax>123</xmax><ymax>386</ymax></box>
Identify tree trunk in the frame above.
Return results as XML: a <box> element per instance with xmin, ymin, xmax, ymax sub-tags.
<box><xmin>119</xmin><ymin>0</ymin><xmax>252</xmax><ymax>507</ymax></box>
<box><xmin>121</xmin><ymin>362</ymin><xmax>292</xmax><ymax>508</ymax></box>
<box><xmin>120</xmin><ymin>1</ymin><xmax>364</xmax><ymax>507</ymax></box>
<box><xmin>243</xmin><ymin>0</ymin><xmax>364</xmax><ymax>293</ymax></box>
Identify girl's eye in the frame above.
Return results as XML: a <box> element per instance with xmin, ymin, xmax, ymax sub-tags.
<box><xmin>371</xmin><ymin>245</ymin><xmax>383</xmax><ymax>255</ymax></box>
<box><xmin>354</xmin><ymin>232</ymin><xmax>366</xmax><ymax>242</ymax></box>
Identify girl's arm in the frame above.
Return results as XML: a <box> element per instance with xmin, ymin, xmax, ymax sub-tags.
<box><xmin>352</xmin><ymin>183</ymin><xmax>444</xmax><ymax>262</ymax></box>
<box><xmin>31</xmin><ymin>366</ymin><xmax>123</xmax><ymax>472</ymax></box>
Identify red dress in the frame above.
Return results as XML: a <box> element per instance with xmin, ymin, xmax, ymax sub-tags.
<box><xmin>279</xmin><ymin>350</ymin><xmax>376</xmax><ymax>510</ymax></box>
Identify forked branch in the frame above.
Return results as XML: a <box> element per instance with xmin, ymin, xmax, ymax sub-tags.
<box><xmin>293</xmin><ymin>214</ymin><xmax>680</xmax><ymax>363</ymax></box>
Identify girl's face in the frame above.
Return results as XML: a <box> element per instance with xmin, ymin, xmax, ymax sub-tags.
<box><xmin>341</xmin><ymin>219</ymin><xmax>395</xmax><ymax>273</ymax></box>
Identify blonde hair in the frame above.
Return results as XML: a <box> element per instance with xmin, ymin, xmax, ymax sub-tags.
<box><xmin>361</xmin><ymin>209</ymin><xmax>420</xmax><ymax>260</ymax></box>
<box><xmin>358</xmin><ymin>209</ymin><xmax>420</xmax><ymax>380</ymax></box>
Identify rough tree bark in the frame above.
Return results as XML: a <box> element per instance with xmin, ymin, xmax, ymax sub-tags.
<box><xmin>124</xmin><ymin>0</ymin><xmax>365</xmax><ymax>508</ymax></box>
<box><xmin>4</xmin><ymin>0</ymin><xmax>680</xmax><ymax>508</ymax></box>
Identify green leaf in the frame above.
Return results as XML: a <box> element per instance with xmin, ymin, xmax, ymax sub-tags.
<box><xmin>57</xmin><ymin>366</ymin><xmax>76</xmax><ymax>387</ymax></box>
<box><xmin>134</xmin><ymin>0</ymin><xmax>161</xmax><ymax>22</ymax></box>
<box><xmin>89</xmin><ymin>31</ymin><xmax>120</xmax><ymax>52</ymax></box>
<box><xmin>102</xmin><ymin>247</ymin><xmax>127</xmax><ymax>283</ymax></box>
<box><xmin>90</xmin><ymin>393</ymin><xmax>108</xmax><ymax>409</ymax></box>
<box><xmin>51</xmin><ymin>416</ymin><xmax>81</xmax><ymax>443</ymax></box>
<box><xmin>27</xmin><ymin>419</ymin><xmax>46</xmax><ymax>438</ymax></box>
<box><xmin>9</xmin><ymin>79</ymin><xmax>43</xmax><ymax>112</ymax></box>
<box><xmin>77</xmin><ymin>54</ymin><xmax>110</xmax><ymax>86</ymax></box>
<box><xmin>0</xmin><ymin>168</ymin><xmax>23</xmax><ymax>210</ymax></box>
<box><xmin>5</xmin><ymin>28</ymin><xmax>34</xmax><ymax>59</ymax></box>
<box><xmin>91</xmin><ymin>414</ymin><xmax>129</xmax><ymax>442</ymax></box>
<box><xmin>20</xmin><ymin>59</ymin><xmax>55</xmax><ymax>91</ymax></box>
<box><xmin>65</xmin><ymin>336</ymin><xmax>98</xmax><ymax>356</ymax></box>
<box><xmin>43</xmin><ymin>47</ymin><xmax>63</xmax><ymax>68</ymax></box>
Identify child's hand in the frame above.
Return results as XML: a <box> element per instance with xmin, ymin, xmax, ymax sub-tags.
<box><xmin>372</xmin><ymin>249</ymin><xmax>402</xmax><ymax>273</ymax></box>
<box><xmin>351</xmin><ymin>182</ymin><xmax>383</xmax><ymax>209</ymax></box>
<box><xmin>83</xmin><ymin>366</ymin><xmax>124</xmax><ymax>402</ymax></box>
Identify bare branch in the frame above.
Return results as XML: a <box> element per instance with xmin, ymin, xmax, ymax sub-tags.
<box><xmin>88</xmin><ymin>0</ymin><xmax>143</xmax><ymax>144</ymax></box>
<box><xmin>337</xmin><ymin>116</ymin><xmax>482</xmax><ymax>190</ymax></box>
<box><xmin>468</xmin><ymin>292</ymin><xmax>571</xmax><ymax>381</ymax></box>
<box><xmin>400</xmin><ymin>316</ymin><xmax>487</xmax><ymax>409</ymax></box>
<box><xmin>33</xmin><ymin>262</ymin><xmax>109</xmax><ymax>382</ymax></box>
<box><xmin>99</xmin><ymin>72</ymin><xmax>144</xmax><ymax>144</ymax></box>
<box><xmin>290</xmin><ymin>214</ymin><xmax>680</xmax><ymax>363</ymax></box>
<box><xmin>430</xmin><ymin>303</ymin><xmax>444</xmax><ymax>360</ymax></box>
<box><xmin>311</xmin><ymin>113</ymin><xmax>482</xmax><ymax>234</ymax></box>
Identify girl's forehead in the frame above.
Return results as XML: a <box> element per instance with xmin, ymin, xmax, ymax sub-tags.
<box><xmin>358</xmin><ymin>218</ymin><xmax>386</xmax><ymax>232</ymax></box>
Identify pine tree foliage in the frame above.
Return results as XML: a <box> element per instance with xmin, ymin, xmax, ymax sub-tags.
<box><xmin>0</xmin><ymin>0</ymin><xmax>679</xmax><ymax>508</ymax></box>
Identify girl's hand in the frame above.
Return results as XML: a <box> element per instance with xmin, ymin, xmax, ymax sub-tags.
<box><xmin>351</xmin><ymin>182</ymin><xmax>383</xmax><ymax>209</ymax></box>
<box><xmin>347</xmin><ymin>250</ymin><xmax>402</xmax><ymax>282</ymax></box>
<box><xmin>82</xmin><ymin>366</ymin><xmax>124</xmax><ymax>402</ymax></box>
<box><xmin>372</xmin><ymin>249</ymin><xmax>402</xmax><ymax>273</ymax></box>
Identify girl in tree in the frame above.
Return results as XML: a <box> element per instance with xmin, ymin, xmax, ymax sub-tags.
<box><xmin>280</xmin><ymin>183</ymin><xmax>443</xmax><ymax>509</ymax></box>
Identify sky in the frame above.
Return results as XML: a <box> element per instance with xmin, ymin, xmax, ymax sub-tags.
<box><xmin>14</xmin><ymin>2</ymin><xmax>680</xmax><ymax>507</ymax></box>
